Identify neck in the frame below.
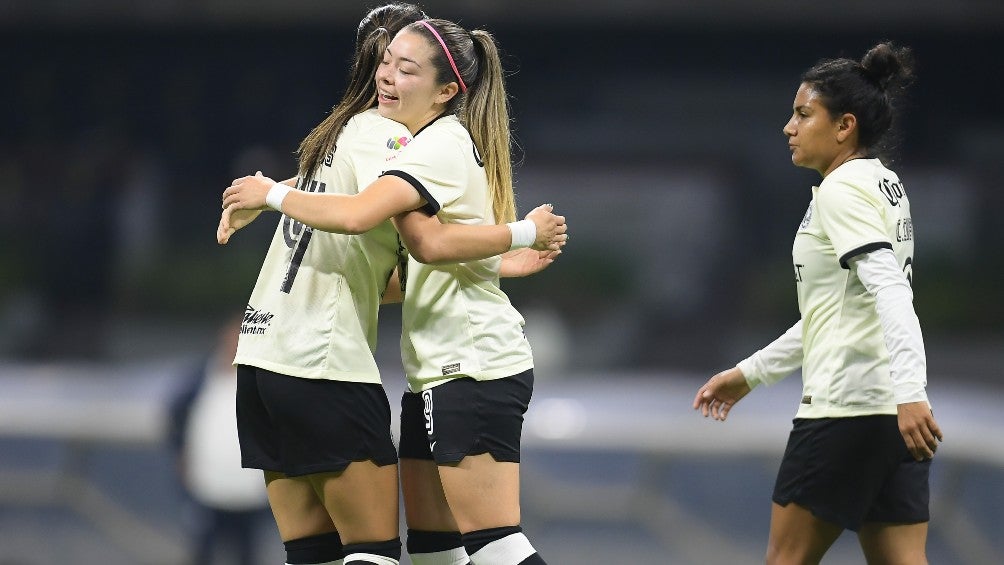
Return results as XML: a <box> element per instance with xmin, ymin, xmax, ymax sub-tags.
<box><xmin>822</xmin><ymin>148</ymin><xmax>865</xmax><ymax>177</ymax></box>
<box><xmin>408</xmin><ymin>107</ymin><xmax>448</xmax><ymax>135</ymax></box>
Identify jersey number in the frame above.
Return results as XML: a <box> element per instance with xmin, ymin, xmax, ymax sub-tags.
<box><xmin>279</xmin><ymin>179</ymin><xmax>326</xmax><ymax>293</ymax></box>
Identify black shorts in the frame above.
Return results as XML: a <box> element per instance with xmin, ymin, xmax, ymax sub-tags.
<box><xmin>772</xmin><ymin>415</ymin><xmax>930</xmax><ymax>531</ymax></box>
<box><xmin>236</xmin><ymin>365</ymin><xmax>397</xmax><ymax>476</ymax></box>
<box><xmin>398</xmin><ymin>369</ymin><xmax>534</xmax><ymax>464</ymax></box>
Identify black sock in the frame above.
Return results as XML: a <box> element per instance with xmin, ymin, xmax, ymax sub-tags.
<box><xmin>342</xmin><ymin>538</ymin><xmax>402</xmax><ymax>564</ymax></box>
<box><xmin>407</xmin><ymin>529</ymin><xmax>469</xmax><ymax>564</ymax></box>
<box><xmin>284</xmin><ymin>531</ymin><xmax>343</xmax><ymax>564</ymax></box>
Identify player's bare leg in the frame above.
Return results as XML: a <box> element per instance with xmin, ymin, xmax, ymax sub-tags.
<box><xmin>766</xmin><ymin>502</ymin><xmax>843</xmax><ymax>565</ymax></box>
<box><xmin>857</xmin><ymin>521</ymin><xmax>929</xmax><ymax>565</ymax></box>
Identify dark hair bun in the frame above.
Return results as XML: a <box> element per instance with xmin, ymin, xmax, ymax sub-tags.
<box><xmin>860</xmin><ymin>42</ymin><xmax>915</xmax><ymax>91</ymax></box>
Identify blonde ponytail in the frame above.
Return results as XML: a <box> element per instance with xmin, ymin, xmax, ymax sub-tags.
<box><xmin>461</xmin><ymin>30</ymin><xmax>516</xmax><ymax>224</ymax></box>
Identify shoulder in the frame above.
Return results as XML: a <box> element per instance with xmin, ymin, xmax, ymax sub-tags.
<box><xmin>342</xmin><ymin>108</ymin><xmax>411</xmax><ymax>143</ymax></box>
<box><xmin>414</xmin><ymin>115</ymin><xmax>468</xmax><ymax>147</ymax></box>
<box><xmin>817</xmin><ymin>159</ymin><xmax>888</xmax><ymax>207</ymax></box>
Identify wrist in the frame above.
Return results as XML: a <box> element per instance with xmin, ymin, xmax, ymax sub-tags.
<box><xmin>507</xmin><ymin>219</ymin><xmax>536</xmax><ymax>250</ymax></box>
<box><xmin>265</xmin><ymin>182</ymin><xmax>292</xmax><ymax>212</ymax></box>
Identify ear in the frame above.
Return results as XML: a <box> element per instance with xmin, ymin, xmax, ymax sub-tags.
<box><xmin>835</xmin><ymin>113</ymin><xmax>858</xmax><ymax>144</ymax></box>
<box><xmin>436</xmin><ymin>82</ymin><xmax>460</xmax><ymax>105</ymax></box>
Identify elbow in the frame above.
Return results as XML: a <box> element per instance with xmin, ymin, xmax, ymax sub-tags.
<box><xmin>408</xmin><ymin>245</ymin><xmax>444</xmax><ymax>265</ymax></box>
<box><xmin>339</xmin><ymin>216</ymin><xmax>372</xmax><ymax>235</ymax></box>
<box><xmin>406</xmin><ymin>238</ymin><xmax>448</xmax><ymax>264</ymax></box>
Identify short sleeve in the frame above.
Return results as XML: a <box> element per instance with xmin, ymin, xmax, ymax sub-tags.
<box><xmin>815</xmin><ymin>181</ymin><xmax>892</xmax><ymax>268</ymax></box>
<box><xmin>381</xmin><ymin>128</ymin><xmax>466</xmax><ymax>217</ymax></box>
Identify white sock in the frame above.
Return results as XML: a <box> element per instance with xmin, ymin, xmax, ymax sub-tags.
<box><xmin>343</xmin><ymin>554</ymin><xmax>398</xmax><ymax>565</ymax></box>
<box><xmin>468</xmin><ymin>532</ymin><xmax>535</xmax><ymax>565</ymax></box>
<box><xmin>410</xmin><ymin>547</ymin><xmax>470</xmax><ymax>565</ymax></box>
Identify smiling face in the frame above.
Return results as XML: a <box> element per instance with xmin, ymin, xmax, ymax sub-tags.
<box><xmin>375</xmin><ymin>29</ymin><xmax>459</xmax><ymax>134</ymax></box>
<box><xmin>782</xmin><ymin>82</ymin><xmax>860</xmax><ymax>177</ymax></box>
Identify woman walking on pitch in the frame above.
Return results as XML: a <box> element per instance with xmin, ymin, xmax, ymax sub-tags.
<box><xmin>693</xmin><ymin>42</ymin><xmax>943</xmax><ymax>565</ymax></box>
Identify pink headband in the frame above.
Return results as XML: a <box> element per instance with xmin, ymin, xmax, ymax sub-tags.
<box><xmin>418</xmin><ymin>20</ymin><xmax>467</xmax><ymax>93</ymax></box>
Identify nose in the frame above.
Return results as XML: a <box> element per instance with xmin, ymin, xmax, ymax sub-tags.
<box><xmin>782</xmin><ymin>116</ymin><xmax>796</xmax><ymax>137</ymax></box>
<box><xmin>376</xmin><ymin>65</ymin><xmax>391</xmax><ymax>86</ymax></box>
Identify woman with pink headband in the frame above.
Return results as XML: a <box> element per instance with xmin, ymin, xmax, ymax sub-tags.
<box><xmin>222</xmin><ymin>15</ymin><xmax>557</xmax><ymax>565</ymax></box>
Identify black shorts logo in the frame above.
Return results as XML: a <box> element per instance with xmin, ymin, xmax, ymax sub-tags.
<box><xmin>442</xmin><ymin>362</ymin><xmax>461</xmax><ymax>375</ymax></box>
<box><xmin>422</xmin><ymin>389</ymin><xmax>434</xmax><ymax>436</ymax></box>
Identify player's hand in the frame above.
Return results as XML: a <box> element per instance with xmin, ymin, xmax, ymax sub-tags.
<box><xmin>217</xmin><ymin>206</ymin><xmax>262</xmax><ymax>244</ymax></box>
<box><xmin>693</xmin><ymin>367</ymin><xmax>751</xmax><ymax>422</ymax></box>
<box><xmin>499</xmin><ymin>248</ymin><xmax>562</xmax><ymax>278</ymax></box>
<box><xmin>897</xmin><ymin>402</ymin><xmax>943</xmax><ymax>461</ymax></box>
<box><xmin>222</xmin><ymin>171</ymin><xmax>276</xmax><ymax>211</ymax></box>
<box><xmin>525</xmin><ymin>204</ymin><xmax>568</xmax><ymax>251</ymax></box>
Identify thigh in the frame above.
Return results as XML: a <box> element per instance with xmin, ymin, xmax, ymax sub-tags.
<box><xmin>264</xmin><ymin>471</ymin><xmax>337</xmax><ymax>542</ymax></box>
<box><xmin>767</xmin><ymin>501</ymin><xmax>843</xmax><ymax>565</ymax></box>
<box><xmin>858</xmin><ymin>522</ymin><xmax>929</xmax><ymax>565</ymax></box>
<box><xmin>400</xmin><ymin>457</ymin><xmax>458</xmax><ymax>531</ymax></box>
<box><xmin>312</xmin><ymin>460</ymin><xmax>400</xmax><ymax>544</ymax></box>
<box><xmin>438</xmin><ymin>453</ymin><xmax>520</xmax><ymax>533</ymax></box>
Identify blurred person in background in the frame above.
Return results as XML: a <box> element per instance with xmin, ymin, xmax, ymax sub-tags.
<box><xmin>217</xmin><ymin>4</ymin><xmax>564</xmax><ymax>565</ymax></box>
<box><xmin>222</xmin><ymin>16</ymin><xmax>560</xmax><ymax>565</ymax></box>
<box><xmin>169</xmin><ymin>313</ymin><xmax>271</xmax><ymax>565</ymax></box>
<box><xmin>693</xmin><ymin>42</ymin><xmax>943</xmax><ymax>565</ymax></box>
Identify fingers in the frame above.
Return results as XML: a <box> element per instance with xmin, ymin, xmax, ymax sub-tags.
<box><xmin>692</xmin><ymin>388</ymin><xmax>706</xmax><ymax>411</ymax></box>
<box><xmin>718</xmin><ymin>400</ymin><xmax>733</xmax><ymax>421</ymax></box>
<box><xmin>921</xmin><ymin>419</ymin><xmax>941</xmax><ymax>457</ymax></box>
<box><xmin>221</xmin><ymin>184</ymin><xmax>240</xmax><ymax>207</ymax></box>
<box><xmin>928</xmin><ymin>416</ymin><xmax>944</xmax><ymax>442</ymax></box>
<box><xmin>903</xmin><ymin>425</ymin><xmax>938</xmax><ymax>461</ymax></box>
<box><xmin>908</xmin><ymin>432</ymin><xmax>934</xmax><ymax>461</ymax></box>
<box><xmin>217</xmin><ymin>215</ymin><xmax>231</xmax><ymax>244</ymax></box>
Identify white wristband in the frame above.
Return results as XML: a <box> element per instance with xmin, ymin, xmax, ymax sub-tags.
<box><xmin>265</xmin><ymin>182</ymin><xmax>292</xmax><ymax>212</ymax></box>
<box><xmin>507</xmin><ymin>219</ymin><xmax>536</xmax><ymax>250</ymax></box>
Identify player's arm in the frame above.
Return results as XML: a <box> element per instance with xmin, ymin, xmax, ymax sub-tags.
<box><xmin>735</xmin><ymin>320</ymin><xmax>804</xmax><ymax>389</ymax></box>
<box><xmin>850</xmin><ymin>249</ymin><xmax>942</xmax><ymax>460</ymax></box>
<box><xmin>392</xmin><ymin>203</ymin><xmax>566</xmax><ymax>265</ymax></box>
<box><xmin>222</xmin><ymin>173</ymin><xmax>426</xmax><ymax>234</ymax></box>
<box><xmin>693</xmin><ymin>321</ymin><xmax>803</xmax><ymax>421</ymax></box>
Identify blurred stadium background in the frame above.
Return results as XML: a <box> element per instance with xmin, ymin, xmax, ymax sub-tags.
<box><xmin>1</xmin><ymin>1</ymin><xmax>1002</xmax><ymax>563</ymax></box>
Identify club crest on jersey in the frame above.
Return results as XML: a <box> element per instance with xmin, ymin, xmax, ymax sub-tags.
<box><xmin>799</xmin><ymin>203</ymin><xmax>813</xmax><ymax>230</ymax></box>
<box><xmin>324</xmin><ymin>151</ymin><xmax>334</xmax><ymax>167</ymax></box>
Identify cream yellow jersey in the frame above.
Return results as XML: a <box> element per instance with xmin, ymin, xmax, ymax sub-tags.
<box><xmin>382</xmin><ymin>114</ymin><xmax>534</xmax><ymax>392</ymax></box>
<box><xmin>791</xmin><ymin>158</ymin><xmax>915</xmax><ymax>417</ymax></box>
<box><xmin>234</xmin><ymin>108</ymin><xmax>411</xmax><ymax>382</ymax></box>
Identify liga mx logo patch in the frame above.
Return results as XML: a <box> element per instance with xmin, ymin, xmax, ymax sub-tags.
<box><xmin>387</xmin><ymin>136</ymin><xmax>411</xmax><ymax>150</ymax></box>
